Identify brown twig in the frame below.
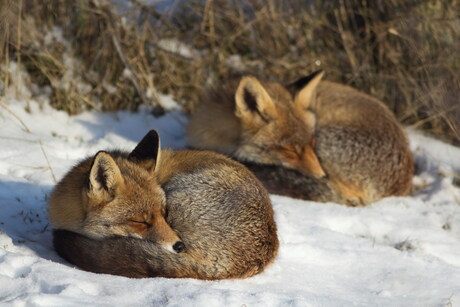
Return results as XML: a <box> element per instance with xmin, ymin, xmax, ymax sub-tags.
<box><xmin>38</xmin><ymin>140</ymin><xmax>57</xmax><ymax>184</ymax></box>
<box><xmin>0</xmin><ymin>100</ymin><xmax>30</xmax><ymax>133</ymax></box>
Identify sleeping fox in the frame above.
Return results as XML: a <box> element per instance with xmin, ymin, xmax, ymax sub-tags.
<box><xmin>187</xmin><ymin>71</ymin><xmax>413</xmax><ymax>206</ymax></box>
<box><xmin>50</xmin><ymin>130</ymin><xmax>278</xmax><ymax>279</ymax></box>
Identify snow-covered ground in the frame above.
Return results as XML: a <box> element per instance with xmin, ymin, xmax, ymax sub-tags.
<box><xmin>1</xmin><ymin>97</ymin><xmax>459</xmax><ymax>306</ymax></box>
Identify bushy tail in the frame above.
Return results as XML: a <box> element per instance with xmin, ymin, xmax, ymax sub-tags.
<box><xmin>243</xmin><ymin>162</ymin><xmax>340</xmax><ymax>203</ymax></box>
<box><xmin>53</xmin><ymin>229</ymin><xmax>200</xmax><ymax>279</ymax></box>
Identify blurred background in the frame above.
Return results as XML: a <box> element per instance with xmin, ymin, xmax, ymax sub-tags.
<box><xmin>1</xmin><ymin>0</ymin><xmax>459</xmax><ymax>144</ymax></box>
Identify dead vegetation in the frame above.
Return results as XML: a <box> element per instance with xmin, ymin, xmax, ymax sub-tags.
<box><xmin>0</xmin><ymin>0</ymin><xmax>459</xmax><ymax>144</ymax></box>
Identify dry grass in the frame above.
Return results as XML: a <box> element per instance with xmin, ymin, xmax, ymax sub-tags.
<box><xmin>1</xmin><ymin>0</ymin><xmax>459</xmax><ymax>144</ymax></box>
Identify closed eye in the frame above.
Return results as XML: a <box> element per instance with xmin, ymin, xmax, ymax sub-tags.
<box><xmin>276</xmin><ymin>145</ymin><xmax>298</xmax><ymax>155</ymax></box>
<box><xmin>129</xmin><ymin>219</ymin><xmax>152</xmax><ymax>227</ymax></box>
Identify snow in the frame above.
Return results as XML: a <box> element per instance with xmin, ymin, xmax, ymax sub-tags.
<box><xmin>156</xmin><ymin>39</ymin><xmax>200</xmax><ymax>59</ymax></box>
<box><xmin>1</xmin><ymin>97</ymin><xmax>460</xmax><ymax>306</ymax></box>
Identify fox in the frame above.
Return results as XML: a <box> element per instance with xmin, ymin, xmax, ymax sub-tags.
<box><xmin>187</xmin><ymin>71</ymin><xmax>414</xmax><ymax>206</ymax></box>
<box><xmin>49</xmin><ymin>130</ymin><xmax>278</xmax><ymax>279</ymax></box>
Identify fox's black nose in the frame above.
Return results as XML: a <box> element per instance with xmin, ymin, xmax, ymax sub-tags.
<box><xmin>173</xmin><ymin>241</ymin><xmax>186</xmax><ymax>253</ymax></box>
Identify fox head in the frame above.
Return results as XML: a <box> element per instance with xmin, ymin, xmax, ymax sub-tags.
<box><xmin>233</xmin><ymin>71</ymin><xmax>326</xmax><ymax>179</ymax></box>
<box><xmin>82</xmin><ymin>130</ymin><xmax>185</xmax><ymax>253</ymax></box>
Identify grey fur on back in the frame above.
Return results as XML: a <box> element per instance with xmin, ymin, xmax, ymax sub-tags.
<box><xmin>311</xmin><ymin>81</ymin><xmax>414</xmax><ymax>203</ymax></box>
<box><xmin>164</xmin><ymin>161</ymin><xmax>277</xmax><ymax>277</ymax></box>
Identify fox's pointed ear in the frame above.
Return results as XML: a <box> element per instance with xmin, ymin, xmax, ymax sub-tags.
<box><xmin>128</xmin><ymin>130</ymin><xmax>161</xmax><ymax>172</ymax></box>
<box><xmin>289</xmin><ymin>70</ymin><xmax>324</xmax><ymax>109</ymax></box>
<box><xmin>235</xmin><ymin>76</ymin><xmax>277</xmax><ymax>126</ymax></box>
<box><xmin>88</xmin><ymin>152</ymin><xmax>124</xmax><ymax>204</ymax></box>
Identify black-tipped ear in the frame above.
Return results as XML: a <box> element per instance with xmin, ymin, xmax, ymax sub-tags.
<box><xmin>287</xmin><ymin>70</ymin><xmax>324</xmax><ymax>95</ymax></box>
<box><xmin>128</xmin><ymin>130</ymin><xmax>160</xmax><ymax>171</ymax></box>
<box><xmin>290</xmin><ymin>70</ymin><xmax>324</xmax><ymax>110</ymax></box>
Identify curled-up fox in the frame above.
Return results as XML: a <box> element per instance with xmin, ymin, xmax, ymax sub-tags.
<box><xmin>187</xmin><ymin>71</ymin><xmax>413</xmax><ymax>206</ymax></box>
<box><xmin>49</xmin><ymin>130</ymin><xmax>278</xmax><ymax>279</ymax></box>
